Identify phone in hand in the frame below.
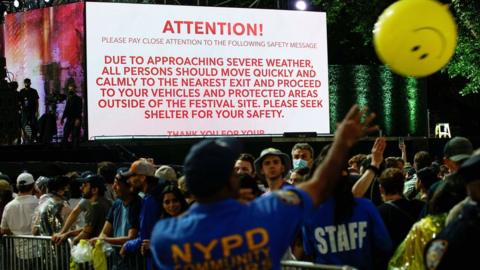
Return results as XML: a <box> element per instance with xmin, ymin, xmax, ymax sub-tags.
<box><xmin>398</xmin><ymin>137</ymin><xmax>405</xmax><ymax>147</ymax></box>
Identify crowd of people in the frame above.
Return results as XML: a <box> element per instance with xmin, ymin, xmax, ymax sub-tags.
<box><xmin>0</xmin><ymin>106</ymin><xmax>479</xmax><ymax>270</ymax></box>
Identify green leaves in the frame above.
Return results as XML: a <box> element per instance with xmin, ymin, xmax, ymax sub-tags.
<box><xmin>446</xmin><ymin>0</ymin><xmax>480</xmax><ymax>95</ymax></box>
<box><xmin>312</xmin><ymin>0</ymin><xmax>479</xmax><ymax>95</ymax></box>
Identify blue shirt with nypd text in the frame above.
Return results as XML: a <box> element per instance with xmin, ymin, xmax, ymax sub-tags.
<box><xmin>151</xmin><ymin>187</ymin><xmax>313</xmax><ymax>270</ymax></box>
<box><xmin>302</xmin><ymin>197</ymin><xmax>392</xmax><ymax>270</ymax></box>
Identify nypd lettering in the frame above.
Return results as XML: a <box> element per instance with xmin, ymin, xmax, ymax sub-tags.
<box><xmin>171</xmin><ymin>227</ymin><xmax>272</xmax><ymax>270</ymax></box>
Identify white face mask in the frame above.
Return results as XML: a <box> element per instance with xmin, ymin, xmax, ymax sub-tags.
<box><xmin>293</xmin><ymin>159</ymin><xmax>308</xmax><ymax>170</ymax></box>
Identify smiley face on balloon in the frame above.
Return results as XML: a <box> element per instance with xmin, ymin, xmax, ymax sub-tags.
<box><xmin>373</xmin><ymin>0</ymin><xmax>457</xmax><ymax>77</ymax></box>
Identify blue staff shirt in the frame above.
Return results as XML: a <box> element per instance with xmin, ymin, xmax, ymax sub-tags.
<box><xmin>302</xmin><ymin>197</ymin><xmax>392</xmax><ymax>269</ymax></box>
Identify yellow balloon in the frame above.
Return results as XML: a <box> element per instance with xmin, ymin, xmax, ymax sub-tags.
<box><xmin>373</xmin><ymin>0</ymin><xmax>457</xmax><ymax>77</ymax></box>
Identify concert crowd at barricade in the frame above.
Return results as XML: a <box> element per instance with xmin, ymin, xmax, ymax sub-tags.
<box><xmin>0</xmin><ymin>107</ymin><xmax>479</xmax><ymax>270</ymax></box>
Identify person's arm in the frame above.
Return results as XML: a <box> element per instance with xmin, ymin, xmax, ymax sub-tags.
<box><xmin>106</xmin><ymin>228</ymin><xmax>139</xmax><ymax>246</ymax></box>
<box><xmin>0</xmin><ymin>228</ymin><xmax>12</xmax><ymax>235</ymax></box>
<box><xmin>52</xmin><ymin>228</ymin><xmax>82</xmax><ymax>245</ymax></box>
<box><xmin>52</xmin><ymin>201</ymin><xmax>88</xmax><ymax>244</ymax></box>
<box><xmin>72</xmin><ymin>225</ymin><xmax>93</xmax><ymax>245</ymax></box>
<box><xmin>298</xmin><ymin>105</ymin><xmax>379</xmax><ymax>206</ymax></box>
<box><xmin>58</xmin><ymin>204</ymin><xmax>82</xmax><ymax>233</ymax></box>
<box><xmin>90</xmin><ymin>222</ymin><xmax>113</xmax><ymax>245</ymax></box>
<box><xmin>352</xmin><ymin>137</ymin><xmax>386</xmax><ymax>197</ymax></box>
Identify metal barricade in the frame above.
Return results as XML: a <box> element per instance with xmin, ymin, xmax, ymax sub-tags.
<box><xmin>106</xmin><ymin>245</ymin><xmax>146</xmax><ymax>270</ymax></box>
<box><xmin>1</xmin><ymin>235</ymin><xmax>71</xmax><ymax>270</ymax></box>
<box><xmin>281</xmin><ymin>260</ymin><xmax>358</xmax><ymax>270</ymax></box>
<box><xmin>0</xmin><ymin>236</ymin><xmax>355</xmax><ymax>270</ymax></box>
<box><xmin>68</xmin><ymin>244</ymin><xmax>146</xmax><ymax>270</ymax></box>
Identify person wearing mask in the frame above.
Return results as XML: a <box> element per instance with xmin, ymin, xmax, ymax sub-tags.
<box><xmin>291</xmin><ymin>143</ymin><xmax>314</xmax><ymax>170</ymax></box>
<box><xmin>150</xmin><ymin>105</ymin><xmax>378</xmax><ymax>270</ymax></box>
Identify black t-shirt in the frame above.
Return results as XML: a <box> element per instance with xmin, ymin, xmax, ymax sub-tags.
<box><xmin>19</xmin><ymin>88</ymin><xmax>39</xmax><ymax>114</ymax></box>
<box><xmin>377</xmin><ymin>198</ymin><xmax>425</xmax><ymax>249</ymax></box>
<box><xmin>62</xmin><ymin>94</ymin><xmax>83</xmax><ymax>120</ymax></box>
<box><xmin>364</xmin><ymin>177</ymin><xmax>383</xmax><ymax>206</ymax></box>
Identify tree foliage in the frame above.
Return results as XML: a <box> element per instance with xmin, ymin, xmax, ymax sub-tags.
<box><xmin>447</xmin><ymin>0</ymin><xmax>480</xmax><ymax>95</ymax></box>
<box><xmin>311</xmin><ymin>0</ymin><xmax>480</xmax><ymax>95</ymax></box>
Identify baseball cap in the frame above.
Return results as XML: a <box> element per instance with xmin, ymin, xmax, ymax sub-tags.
<box><xmin>121</xmin><ymin>159</ymin><xmax>156</xmax><ymax>178</ymax></box>
<box><xmin>155</xmin><ymin>165</ymin><xmax>177</xmax><ymax>182</ymax></box>
<box><xmin>0</xmin><ymin>180</ymin><xmax>12</xmax><ymax>192</ymax></box>
<box><xmin>444</xmin><ymin>137</ymin><xmax>473</xmax><ymax>163</ymax></box>
<box><xmin>457</xmin><ymin>154</ymin><xmax>480</xmax><ymax>183</ymax></box>
<box><xmin>17</xmin><ymin>172</ymin><xmax>34</xmax><ymax>186</ymax></box>
<box><xmin>184</xmin><ymin>138</ymin><xmax>242</xmax><ymax>197</ymax></box>
<box><xmin>77</xmin><ymin>174</ymin><xmax>106</xmax><ymax>190</ymax></box>
<box><xmin>254</xmin><ymin>148</ymin><xmax>292</xmax><ymax>177</ymax></box>
<box><xmin>115</xmin><ymin>167</ymin><xmax>130</xmax><ymax>185</ymax></box>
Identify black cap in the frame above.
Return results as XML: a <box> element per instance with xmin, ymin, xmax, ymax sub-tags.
<box><xmin>115</xmin><ymin>167</ymin><xmax>130</xmax><ymax>185</ymax></box>
<box><xmin>184</xmin><ymin>138</ymin><xmax>242</xmax><ymax>198</ymax></box>
<box><xmin>77</xmin><ymin>174</ymin><xmax>105</xmax><ymax>190</ymax></box>
<box><xmin>444</xmin><ymin>137</ymin><xmax>473</xmax><ymax>163</ymax></box>
<box><xmin>457</xmin><ymin>155</ymin><xmax>480</xmax><ymax>183</ymax></box>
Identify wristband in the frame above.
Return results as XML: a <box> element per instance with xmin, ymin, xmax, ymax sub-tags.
<box><xmin>365</xmin><ymin>165</ymin><xmax>380</xmax><ymax>176</ymax></box>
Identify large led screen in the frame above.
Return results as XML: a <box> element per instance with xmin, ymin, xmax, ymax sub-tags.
<box><xmin>86</xmin><ymin>2</ymin><xmax>329</xmax><ymax>139</ymax></box>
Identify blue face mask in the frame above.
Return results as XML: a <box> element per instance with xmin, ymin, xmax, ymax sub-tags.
<box><xmin>293</xmin><ymin>159</ymin><xmax>308</xmax><ymax>170</ymax></box>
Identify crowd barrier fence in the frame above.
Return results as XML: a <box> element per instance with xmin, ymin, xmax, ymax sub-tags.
<box><xmin>1</xmin><ymin>235</ymin><xmax>357</xmax><ymax>270</ymax></box>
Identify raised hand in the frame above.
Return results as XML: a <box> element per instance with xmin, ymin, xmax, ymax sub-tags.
<box><xmin>371</xmin><ymin>137</ymin><xmax>386</xmax><ymax>168</ymax></box>
<box><xmin>335</xmin><ymin>105</ymin><xmax>379</xmax><ymax>148</ymax></box>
